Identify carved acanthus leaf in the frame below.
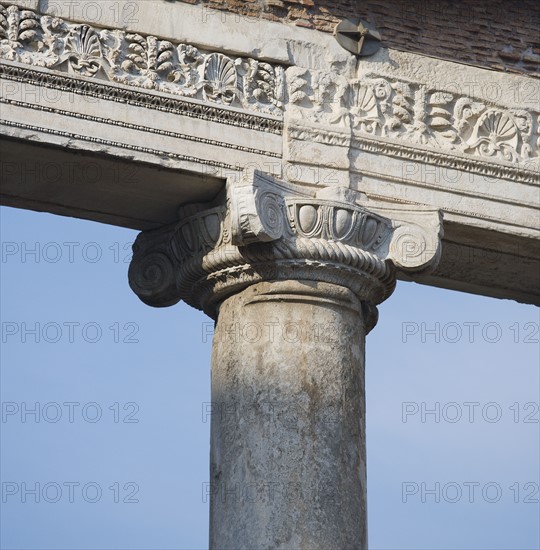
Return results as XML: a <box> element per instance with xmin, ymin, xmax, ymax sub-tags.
<box><xmin>0</xmin><ymin>4</ymin><xmax>39</xmax><ymax>60</ymax></box>
<box><xmin>287</xmin><ymin>66</ymin><xmax>539</xmax><ymax>166</ymax></box>
<box><xmin>0</xmin><ymin>3</ymin><xmax>284</xmax><ymax>115</ymax></box>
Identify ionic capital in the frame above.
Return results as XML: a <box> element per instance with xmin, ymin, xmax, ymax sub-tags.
<box><xmin>129</xmin><ymin>170</ymin><xmax>442</xmax><ymax>326</ymax></box>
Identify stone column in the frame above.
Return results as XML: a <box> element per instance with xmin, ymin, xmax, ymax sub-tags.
<box><xmin>209</xmin><ymin>280</ymin><xmax>369</xmax><ymax>549</ymax></box>
<box><xmin>128</xmin><ymin>169</ymin><xmax>442</xmax><ymax>550</ymax></box>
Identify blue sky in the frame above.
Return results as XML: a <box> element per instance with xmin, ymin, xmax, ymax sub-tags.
<box><xmin>1</xmin><ymin>205</ymin><xmax>538</xmax><ymax>550</ymax></box>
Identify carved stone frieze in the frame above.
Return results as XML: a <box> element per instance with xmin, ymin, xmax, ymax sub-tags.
<box><xmin>287</xmin><ymin>67</ymin><xmax>540</xmax><ymax>168</ymax></box>
<box><xmin>129</xmin><ymin>170</ymin><xmax>443</xmax><ymax>327</ymax></box>
<box><xmin>288</xmin><ymin>67</ymin><xmax>351</xmax><ymax>127</ymax></box>
<box><xmin>0</xmin><ymin>2</ymin><xmax>285</xmax><ymax>115</ymax></box>
<box><xmin>2</xmin><ymin>1</ymin><xmax>538</xmax><ymax>184</ymax></box>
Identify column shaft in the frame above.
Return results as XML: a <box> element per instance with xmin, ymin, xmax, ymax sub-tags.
<box><xmin>209</xmin><ymin>280</ymin><xmax>368</xmax><ymax>550</ymax></box>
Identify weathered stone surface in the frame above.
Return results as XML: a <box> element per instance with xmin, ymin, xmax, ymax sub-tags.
<box><xmin>209</xmin><ymin>280</ymin><xmax>368</xmax><ymax>549</ymax></box>
<box><xmin>172</xmin><ymin>0</ymin><xmax>540</xmax><ymax>77</ymax></box>
<box><xmin>1</xmin><ymin>0</ymin><xmax>538</xmax><ymax>304</ymax></box>
<box><xmin>128</xmin><ymin>169</ymin><xmax>443</xmax><ymax>317</ymax></box>
<box><xmin>0</xmin><ymin>2</ymin><xmax>285</xmax><ymax>116</ymax></box>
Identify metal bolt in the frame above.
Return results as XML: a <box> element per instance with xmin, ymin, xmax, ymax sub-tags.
<box><xmin>334</xmin><ymin>18</ymin><xmax>382</xmax><ymax>57</ymax></box>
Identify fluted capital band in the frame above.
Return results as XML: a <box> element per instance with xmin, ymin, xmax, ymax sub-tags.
<box><xmin>129</xmin><ymin>170</ymin><xmax>442</xmax><ymax>326</ymax></box>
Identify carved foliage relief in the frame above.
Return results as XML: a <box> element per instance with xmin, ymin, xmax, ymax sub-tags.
<box><xmin>0</xmin><ymin>3</ymin><xmax>284</xmax><ymax>115</ymax></box>
<box><xmin>1</xmin><ymin>3</ymin><xmax>538</xmax><ymax>167</ymax></box>
<box><xmin>288</xmin><ymin>68</ymin><xmax>539</xmax><ymax>164</ymax></box>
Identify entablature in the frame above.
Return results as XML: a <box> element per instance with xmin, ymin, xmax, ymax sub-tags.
<box><xmin>1</xmin><ymin>1</ymin><xmax>538</xmax><ymax>304</ymax></box>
